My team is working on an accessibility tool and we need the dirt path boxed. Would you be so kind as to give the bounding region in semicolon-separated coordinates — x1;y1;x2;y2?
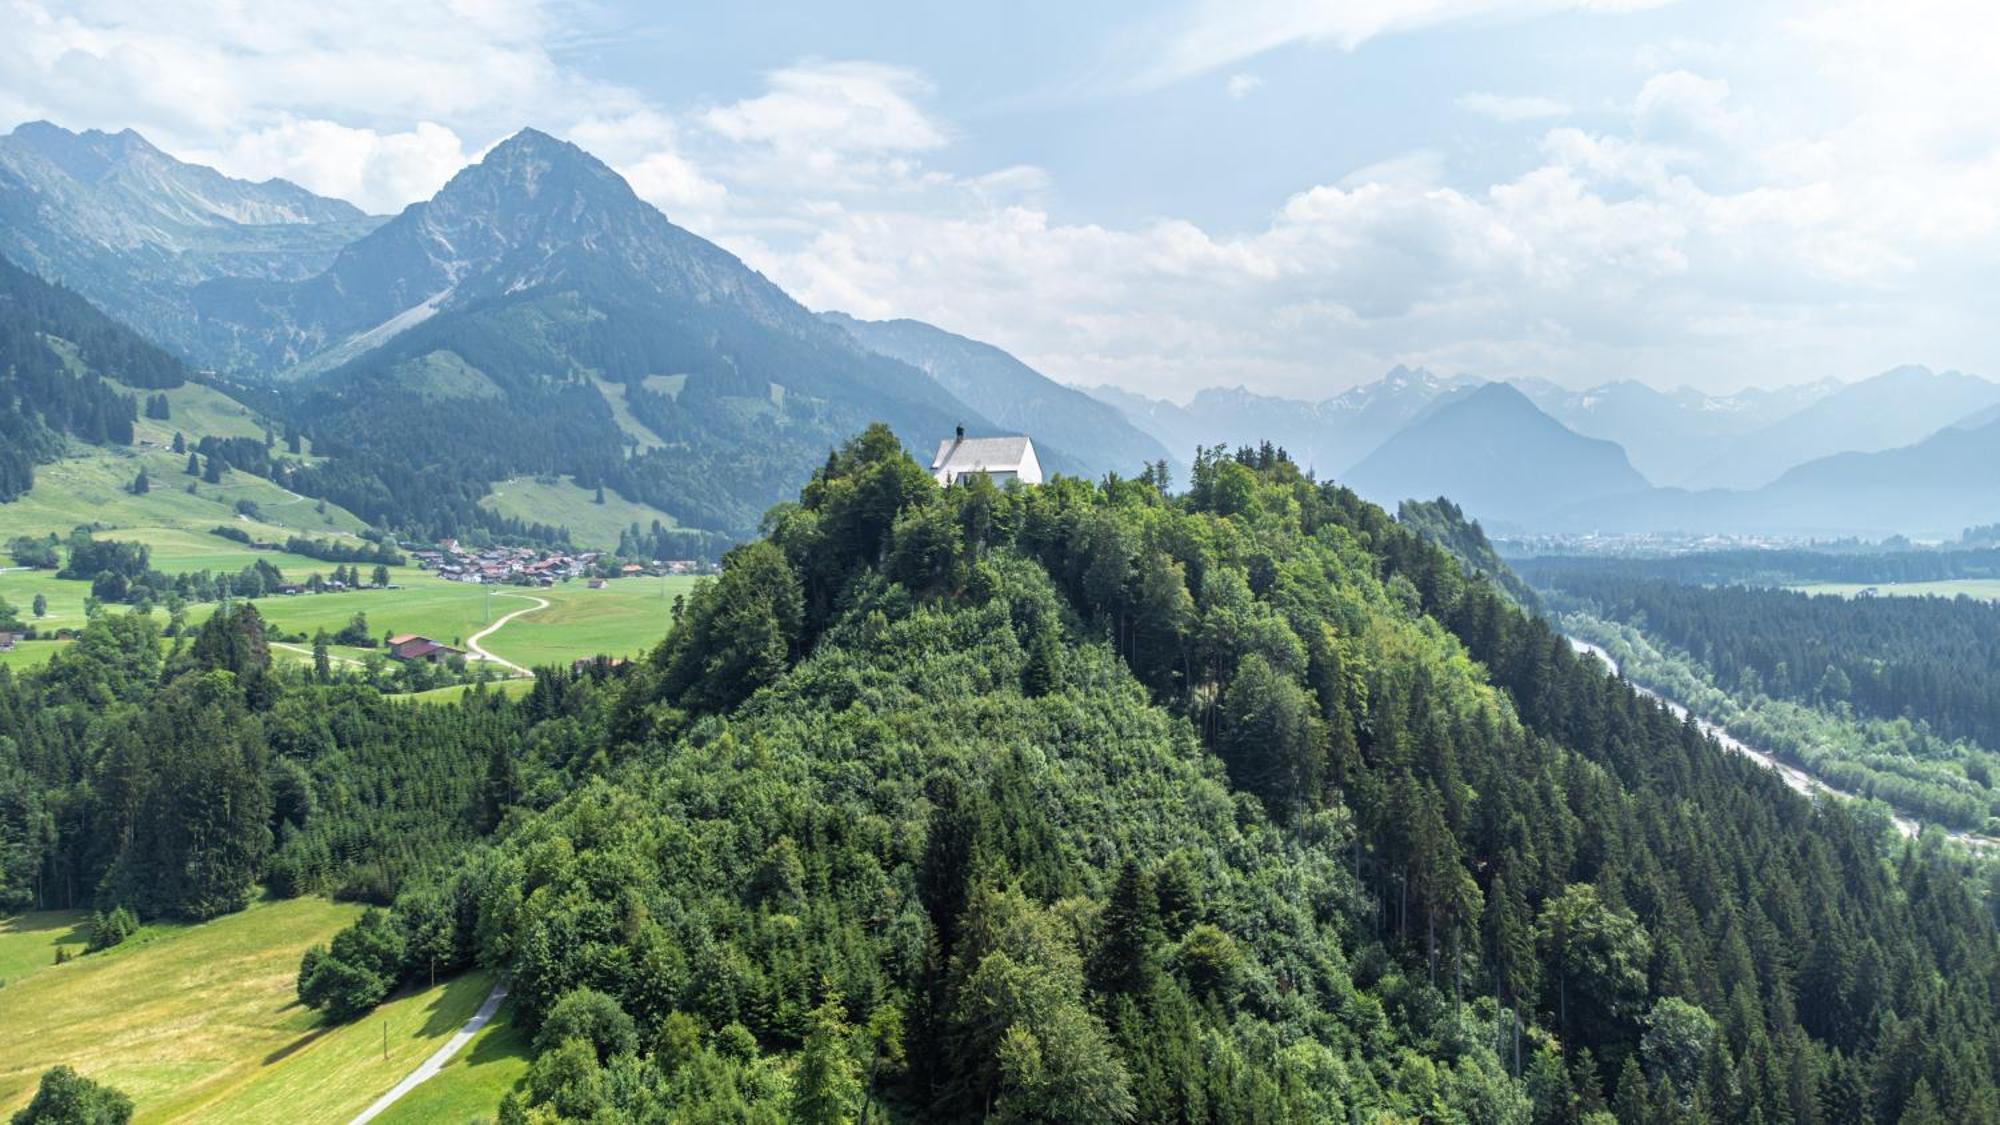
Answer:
464;593;549;676
270;641;365;668
348;979;508;1124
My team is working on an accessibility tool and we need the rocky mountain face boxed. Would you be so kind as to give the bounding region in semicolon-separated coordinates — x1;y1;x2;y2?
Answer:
279;129;992;537
0;121;382;366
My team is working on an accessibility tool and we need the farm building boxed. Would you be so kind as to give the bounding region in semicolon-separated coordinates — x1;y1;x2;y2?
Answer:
0;632;15;653
931;428;1041;487
386;634;460;664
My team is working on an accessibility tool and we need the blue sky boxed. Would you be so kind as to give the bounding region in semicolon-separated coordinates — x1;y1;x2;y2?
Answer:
5;1;1999;400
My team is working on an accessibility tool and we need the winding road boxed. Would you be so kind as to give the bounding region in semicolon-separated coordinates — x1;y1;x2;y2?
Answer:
348;979;509;1124
464;592;549;676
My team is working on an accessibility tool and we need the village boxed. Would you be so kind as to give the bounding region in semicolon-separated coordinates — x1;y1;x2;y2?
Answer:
410;539;711;586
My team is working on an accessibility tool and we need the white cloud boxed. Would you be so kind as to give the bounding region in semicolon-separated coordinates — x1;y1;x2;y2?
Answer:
10;0;2000;399
702;62;947;154
1457;92;1570;121
0;0;639;211
1226;73;1264;99
1126;0;1680;89
192;119;472;214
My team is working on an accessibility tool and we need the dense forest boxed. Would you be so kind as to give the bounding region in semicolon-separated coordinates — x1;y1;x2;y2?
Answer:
297;435;2000;1122
8;433;2000;1122
1537;571;2000;755
1515;547;2000;588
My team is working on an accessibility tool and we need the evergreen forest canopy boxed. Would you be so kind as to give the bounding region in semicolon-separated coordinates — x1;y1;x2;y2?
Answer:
1534;570;2000;756
4;430;2000;1122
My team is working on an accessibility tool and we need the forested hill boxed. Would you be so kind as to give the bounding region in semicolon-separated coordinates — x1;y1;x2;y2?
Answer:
1397;495;1541;611
0;253;186;500
275;432;1998;1121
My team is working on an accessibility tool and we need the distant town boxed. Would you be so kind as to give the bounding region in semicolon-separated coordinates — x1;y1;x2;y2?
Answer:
411;540;715;586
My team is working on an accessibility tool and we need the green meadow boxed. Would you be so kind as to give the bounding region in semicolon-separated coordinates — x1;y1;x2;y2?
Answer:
372;1002;530;1124
0;909;91;984
479;472;680;549
0;895;500;1124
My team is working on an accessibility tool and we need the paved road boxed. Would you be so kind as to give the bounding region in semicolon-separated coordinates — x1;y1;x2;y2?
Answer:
464;593;549;676
349;979;509;1125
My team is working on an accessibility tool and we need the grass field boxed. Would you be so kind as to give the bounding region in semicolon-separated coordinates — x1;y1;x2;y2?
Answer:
1793;579;2000;601
178;971;498;1124
482;577;692;667
406;679;538;704
0;444;368;543
0;896;363;1119
189;574;698;671
478;473;679;549
0;909;90;984
373;1002;529;1124
0;640;68;672
0;895;503;1124
120;380;276;449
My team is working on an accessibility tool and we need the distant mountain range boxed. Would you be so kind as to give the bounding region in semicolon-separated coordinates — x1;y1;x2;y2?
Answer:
0;123;1164;541
3;119;1995;543
1343;383;1650;526
1082;366;1482;474
0;121;381;368
821;313;1170;479
1512;377;1840;486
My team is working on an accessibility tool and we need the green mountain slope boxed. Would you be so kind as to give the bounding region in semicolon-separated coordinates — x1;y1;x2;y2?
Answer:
270;130;994;541
0;253;181;500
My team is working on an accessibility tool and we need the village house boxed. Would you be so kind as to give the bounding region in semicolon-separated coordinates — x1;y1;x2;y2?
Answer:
386;633;460;664
0;632;16;653
930;427;1042;487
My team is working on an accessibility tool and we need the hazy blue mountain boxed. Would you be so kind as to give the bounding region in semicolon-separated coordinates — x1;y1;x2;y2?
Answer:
821;313;1172;479
1514;377;1840;485
1680;365;2000;489
0;121;382;365
1082;365;1479;475
1342;382;1651;528
286;128;993;537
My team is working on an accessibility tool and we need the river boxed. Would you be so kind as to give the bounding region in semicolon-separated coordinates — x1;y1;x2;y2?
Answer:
1563;637;1993;846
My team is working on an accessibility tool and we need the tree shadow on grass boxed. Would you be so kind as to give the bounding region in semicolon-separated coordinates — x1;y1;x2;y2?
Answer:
412;972;494;1040
263;1023;335;1066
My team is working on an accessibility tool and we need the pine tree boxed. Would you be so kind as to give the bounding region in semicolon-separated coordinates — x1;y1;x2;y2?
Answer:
1089;860;1162;996
792;989;861;1125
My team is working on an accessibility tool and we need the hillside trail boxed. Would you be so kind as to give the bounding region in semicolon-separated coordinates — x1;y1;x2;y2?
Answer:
348;979;508;1124
464;592;549;676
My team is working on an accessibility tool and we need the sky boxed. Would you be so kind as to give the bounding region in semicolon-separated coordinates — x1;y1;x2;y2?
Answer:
5;0;2000;401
